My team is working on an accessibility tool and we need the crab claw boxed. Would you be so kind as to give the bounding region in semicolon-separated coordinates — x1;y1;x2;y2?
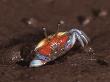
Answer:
69;28;89;47
29;53;50;67
29;59;46;67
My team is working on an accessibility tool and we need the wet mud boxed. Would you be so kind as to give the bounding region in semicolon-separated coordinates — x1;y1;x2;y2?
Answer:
0;0;110;82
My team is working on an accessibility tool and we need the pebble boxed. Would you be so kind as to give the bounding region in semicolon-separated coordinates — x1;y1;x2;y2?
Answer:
99;10;108;17
82;17;92;26
22;17;38;27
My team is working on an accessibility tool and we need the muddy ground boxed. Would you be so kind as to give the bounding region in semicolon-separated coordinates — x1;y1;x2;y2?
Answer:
0;0;110;82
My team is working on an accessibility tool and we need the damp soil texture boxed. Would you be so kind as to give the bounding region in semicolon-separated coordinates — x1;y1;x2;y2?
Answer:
0;0;110;82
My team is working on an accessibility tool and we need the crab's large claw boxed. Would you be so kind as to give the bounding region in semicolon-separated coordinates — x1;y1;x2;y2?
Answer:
69;29;89;47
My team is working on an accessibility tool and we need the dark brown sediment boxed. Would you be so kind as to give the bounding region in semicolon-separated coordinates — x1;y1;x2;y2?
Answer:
0;0;110;82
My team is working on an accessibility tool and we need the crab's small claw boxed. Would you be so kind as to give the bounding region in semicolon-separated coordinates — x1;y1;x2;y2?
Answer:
69;29;89;47
29;53;49;67
29;59;46;67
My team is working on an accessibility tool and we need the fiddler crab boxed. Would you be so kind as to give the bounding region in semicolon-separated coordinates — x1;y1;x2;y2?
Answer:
29;23;89;67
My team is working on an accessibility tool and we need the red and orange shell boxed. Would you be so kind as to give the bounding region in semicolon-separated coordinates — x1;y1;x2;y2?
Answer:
34;32;69;56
